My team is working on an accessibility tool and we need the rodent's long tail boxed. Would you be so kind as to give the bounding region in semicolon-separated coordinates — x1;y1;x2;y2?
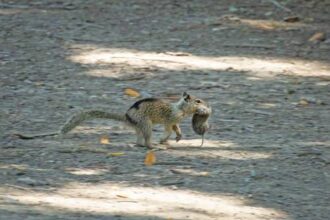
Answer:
59;110;126;134
15;110;126;139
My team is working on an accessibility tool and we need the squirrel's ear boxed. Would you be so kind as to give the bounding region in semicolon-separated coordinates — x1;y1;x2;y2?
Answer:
183;92;191;101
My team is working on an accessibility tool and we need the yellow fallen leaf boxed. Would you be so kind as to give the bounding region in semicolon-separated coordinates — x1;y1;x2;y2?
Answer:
308;32;326;42
124;88;140;97
298;99;309;106
100;136;110;144
108;152;125;157
144;151;156;166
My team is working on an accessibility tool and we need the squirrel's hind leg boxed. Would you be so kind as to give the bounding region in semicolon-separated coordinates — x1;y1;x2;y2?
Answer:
135;129;145;147
160;125;173;144
140;120;153;149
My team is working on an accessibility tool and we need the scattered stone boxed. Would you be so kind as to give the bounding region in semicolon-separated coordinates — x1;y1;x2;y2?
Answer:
284;16;300;23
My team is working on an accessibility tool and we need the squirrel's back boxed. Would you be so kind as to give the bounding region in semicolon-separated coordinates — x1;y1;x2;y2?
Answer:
126;98;179;125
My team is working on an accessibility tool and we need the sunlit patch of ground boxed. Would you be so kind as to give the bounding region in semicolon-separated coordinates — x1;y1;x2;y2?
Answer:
298;141;330;147
3;182;288;220
65;168;108;176
69;46;330;78
170;139;237;148
168;139;272;160
0;164;48;172
0;9;24;15
238;18;306;31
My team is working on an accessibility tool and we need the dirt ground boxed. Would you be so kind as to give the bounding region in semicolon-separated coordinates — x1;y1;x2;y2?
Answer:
0;0;329;219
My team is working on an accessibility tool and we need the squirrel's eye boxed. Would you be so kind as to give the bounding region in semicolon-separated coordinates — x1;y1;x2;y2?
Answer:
195;99;201;103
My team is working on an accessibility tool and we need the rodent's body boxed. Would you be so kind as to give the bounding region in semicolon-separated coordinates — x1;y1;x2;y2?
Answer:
192;109;211;147
15;92;211;149
192;112;210;135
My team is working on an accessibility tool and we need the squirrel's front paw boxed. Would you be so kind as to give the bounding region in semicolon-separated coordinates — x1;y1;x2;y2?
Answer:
175;134;182;142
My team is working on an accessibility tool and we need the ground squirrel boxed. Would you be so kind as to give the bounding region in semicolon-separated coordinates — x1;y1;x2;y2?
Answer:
16;92;211;148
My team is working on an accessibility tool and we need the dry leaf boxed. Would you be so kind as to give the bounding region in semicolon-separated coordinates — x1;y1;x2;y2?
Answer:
284;16;300;23
108;152;125;157
298;99;309;106
144;151;156;166
100;136;110;144
308;32;326;42
243;20;281;30
124;88;140;97
116;194;128;198
34;81;44;86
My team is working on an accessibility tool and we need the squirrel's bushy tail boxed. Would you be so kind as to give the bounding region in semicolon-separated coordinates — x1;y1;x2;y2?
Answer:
59;110;125;134
15;110;125;139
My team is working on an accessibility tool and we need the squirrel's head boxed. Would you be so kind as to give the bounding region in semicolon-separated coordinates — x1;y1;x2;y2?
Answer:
179;92;211;115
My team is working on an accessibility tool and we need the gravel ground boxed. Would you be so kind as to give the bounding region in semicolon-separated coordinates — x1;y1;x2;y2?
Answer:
0;0;329;219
